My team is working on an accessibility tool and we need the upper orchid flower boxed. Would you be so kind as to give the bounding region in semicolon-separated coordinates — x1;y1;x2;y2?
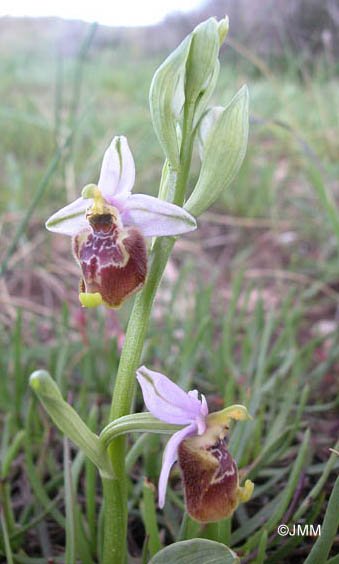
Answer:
136;366;254;522
46;136;197;308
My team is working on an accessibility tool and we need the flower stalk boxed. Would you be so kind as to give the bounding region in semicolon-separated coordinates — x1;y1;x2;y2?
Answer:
104;97;196;563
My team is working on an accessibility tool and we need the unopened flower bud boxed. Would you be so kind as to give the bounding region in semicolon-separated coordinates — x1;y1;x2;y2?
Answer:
217;16;229;46
150;17;228;167
197;106;224;159
185;18;220;105
185;85;249;217
149;36;192;168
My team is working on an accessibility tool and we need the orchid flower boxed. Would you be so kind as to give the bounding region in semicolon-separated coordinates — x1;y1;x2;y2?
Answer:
136;366;254;522
46;136;197;308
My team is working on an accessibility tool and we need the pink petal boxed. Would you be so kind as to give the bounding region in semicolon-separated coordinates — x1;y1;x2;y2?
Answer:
98;136;135;203
200;394;209;417
158;423;197;508
196;416;206;435
136;366;203;424
45;197;90;236
187;390;209;433
121;194;197;237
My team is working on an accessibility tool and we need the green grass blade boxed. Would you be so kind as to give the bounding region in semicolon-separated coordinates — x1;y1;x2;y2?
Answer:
2;430;26;479
141;479;163;558
294;438;339;520
0;506;14;564
304;475;339;564
255;528;268;564
24;402;65;528
64;437;76;564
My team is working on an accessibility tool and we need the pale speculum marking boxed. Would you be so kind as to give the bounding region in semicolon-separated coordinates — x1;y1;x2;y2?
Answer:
208;439;236;484
73;210;148;308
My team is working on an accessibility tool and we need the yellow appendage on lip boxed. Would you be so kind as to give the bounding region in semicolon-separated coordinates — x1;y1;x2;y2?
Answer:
79;292;103;308
82;184;119;222
82;184;105;215
238;479;254;503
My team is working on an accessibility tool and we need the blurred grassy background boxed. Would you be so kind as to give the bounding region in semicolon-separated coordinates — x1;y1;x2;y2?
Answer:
1;2;338;332
0;1;338;561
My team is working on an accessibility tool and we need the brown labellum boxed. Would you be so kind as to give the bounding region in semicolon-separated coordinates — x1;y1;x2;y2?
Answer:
73;213;147;308
178;437;239;523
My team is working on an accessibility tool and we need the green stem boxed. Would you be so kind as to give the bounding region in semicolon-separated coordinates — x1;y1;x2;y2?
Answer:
102;97;196;564
0;481;16;539
101;477;125;564
103;237;174;564
109;236;176;423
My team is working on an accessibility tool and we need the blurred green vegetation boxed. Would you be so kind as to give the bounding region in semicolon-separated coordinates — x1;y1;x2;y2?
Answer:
1;20;338;284
0;16;338;563
1;19;338;218
0;272;338;562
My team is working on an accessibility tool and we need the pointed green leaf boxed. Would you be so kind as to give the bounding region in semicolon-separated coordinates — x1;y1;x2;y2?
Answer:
185;18;220;104
197;105;224;158
149;35;192;168
185;85;249;217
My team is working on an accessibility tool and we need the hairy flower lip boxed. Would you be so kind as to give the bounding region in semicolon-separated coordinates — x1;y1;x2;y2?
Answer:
178;435;239;523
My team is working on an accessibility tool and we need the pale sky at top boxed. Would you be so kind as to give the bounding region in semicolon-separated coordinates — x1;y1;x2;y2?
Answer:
0;0;203;27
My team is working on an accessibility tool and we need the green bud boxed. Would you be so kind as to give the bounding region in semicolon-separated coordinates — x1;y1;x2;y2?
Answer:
149;35;192;169
217;15;229;46
185;85;249;217
29;370;113;477
30;369;63;398
193;60;220;130
149;17;227;168
197;105;224;159
185;18;220;104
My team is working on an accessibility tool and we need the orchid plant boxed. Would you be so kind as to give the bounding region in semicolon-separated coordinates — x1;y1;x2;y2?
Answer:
30;15;251;564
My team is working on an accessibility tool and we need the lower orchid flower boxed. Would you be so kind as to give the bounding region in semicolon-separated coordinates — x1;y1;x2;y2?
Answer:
136;366;254;523
46;136;197;308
